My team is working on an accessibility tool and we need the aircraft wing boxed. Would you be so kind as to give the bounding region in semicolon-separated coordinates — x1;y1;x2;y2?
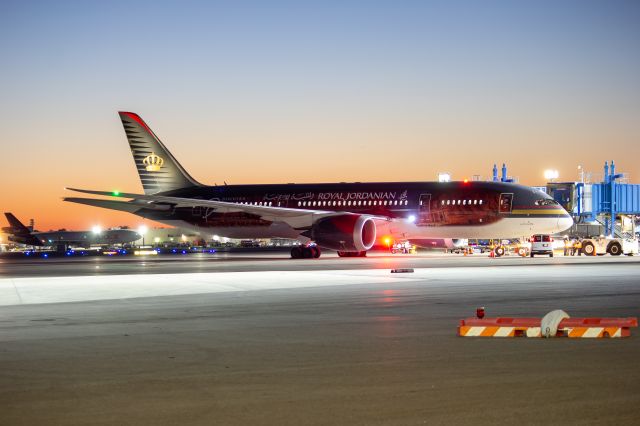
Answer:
65;188;387;229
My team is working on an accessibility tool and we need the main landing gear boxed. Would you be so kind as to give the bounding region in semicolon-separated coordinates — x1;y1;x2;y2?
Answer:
289;246;367;259
291;245;321;259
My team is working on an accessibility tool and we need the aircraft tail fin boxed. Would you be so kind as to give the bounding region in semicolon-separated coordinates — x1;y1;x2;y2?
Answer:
3;213;41;245
4;213;32;235
118;112;203;195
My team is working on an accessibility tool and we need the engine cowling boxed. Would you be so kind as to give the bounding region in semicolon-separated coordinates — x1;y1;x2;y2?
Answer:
311;214;376;252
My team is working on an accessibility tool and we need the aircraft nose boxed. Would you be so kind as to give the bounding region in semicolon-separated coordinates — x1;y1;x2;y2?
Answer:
557;212;574;232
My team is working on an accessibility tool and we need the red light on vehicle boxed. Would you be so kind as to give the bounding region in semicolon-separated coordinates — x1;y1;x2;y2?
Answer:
463;178;469;184
383;237;392;246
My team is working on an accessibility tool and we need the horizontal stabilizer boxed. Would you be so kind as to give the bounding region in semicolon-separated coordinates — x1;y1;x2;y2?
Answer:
63;197;155;213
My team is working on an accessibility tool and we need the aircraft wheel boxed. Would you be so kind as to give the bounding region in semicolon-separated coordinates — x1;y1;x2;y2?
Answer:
312;246;321;258
549;252;553;257
494;246;505;257
291;246;303;259
302;247;314;258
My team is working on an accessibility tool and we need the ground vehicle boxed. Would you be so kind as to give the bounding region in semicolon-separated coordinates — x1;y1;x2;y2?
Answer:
579;236;638;256
530;234;554;257
239;239;261;248
391;241;417;254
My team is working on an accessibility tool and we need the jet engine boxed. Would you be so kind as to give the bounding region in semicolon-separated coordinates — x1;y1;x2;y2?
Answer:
311;214;376;251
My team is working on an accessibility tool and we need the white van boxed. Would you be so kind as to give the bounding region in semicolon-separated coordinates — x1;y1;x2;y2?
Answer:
530;235;554;257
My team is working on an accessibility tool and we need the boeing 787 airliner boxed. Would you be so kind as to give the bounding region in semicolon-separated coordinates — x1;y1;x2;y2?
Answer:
65;112;573;258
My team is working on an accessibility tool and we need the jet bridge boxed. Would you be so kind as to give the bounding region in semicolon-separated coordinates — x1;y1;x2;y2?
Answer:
547;161;640;238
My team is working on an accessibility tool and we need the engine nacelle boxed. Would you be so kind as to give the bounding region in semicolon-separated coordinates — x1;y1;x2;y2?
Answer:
311;214;376;252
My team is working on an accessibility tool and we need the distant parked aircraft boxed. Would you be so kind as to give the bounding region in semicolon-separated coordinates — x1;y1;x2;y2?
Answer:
3;213;140;248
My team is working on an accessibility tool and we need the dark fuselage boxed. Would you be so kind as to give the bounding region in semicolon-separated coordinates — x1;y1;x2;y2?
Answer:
131;180;572;240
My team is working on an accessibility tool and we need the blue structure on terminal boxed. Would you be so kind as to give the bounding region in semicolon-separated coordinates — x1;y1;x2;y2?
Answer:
492;163;514;183
576;161;640;237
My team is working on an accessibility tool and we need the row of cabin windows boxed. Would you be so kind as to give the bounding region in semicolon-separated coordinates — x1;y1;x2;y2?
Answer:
239;201;274;206
298;199;409;208
234;200;409;208
441;199;484;206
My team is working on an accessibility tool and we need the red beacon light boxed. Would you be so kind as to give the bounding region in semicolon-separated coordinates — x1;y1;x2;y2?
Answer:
463;178;469;184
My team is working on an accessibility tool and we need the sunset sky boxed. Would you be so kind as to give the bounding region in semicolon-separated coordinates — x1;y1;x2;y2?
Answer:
1;0;639;231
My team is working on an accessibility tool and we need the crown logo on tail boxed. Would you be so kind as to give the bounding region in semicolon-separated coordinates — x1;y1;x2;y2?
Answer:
143;152;164;172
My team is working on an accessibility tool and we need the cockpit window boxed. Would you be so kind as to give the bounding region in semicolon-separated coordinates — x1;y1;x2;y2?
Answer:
535;199;559;206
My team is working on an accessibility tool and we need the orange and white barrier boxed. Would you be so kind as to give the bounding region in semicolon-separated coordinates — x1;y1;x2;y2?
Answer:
458;310;637;338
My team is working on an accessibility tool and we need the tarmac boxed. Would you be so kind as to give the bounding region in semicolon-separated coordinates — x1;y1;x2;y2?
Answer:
1;252;639;425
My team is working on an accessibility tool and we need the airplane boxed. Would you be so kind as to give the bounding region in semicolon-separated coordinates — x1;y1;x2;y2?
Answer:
3;213;141;249
64;112;574;259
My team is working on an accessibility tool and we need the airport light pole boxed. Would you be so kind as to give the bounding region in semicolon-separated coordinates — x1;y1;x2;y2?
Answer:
544;169;559;183
138;225;148;246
